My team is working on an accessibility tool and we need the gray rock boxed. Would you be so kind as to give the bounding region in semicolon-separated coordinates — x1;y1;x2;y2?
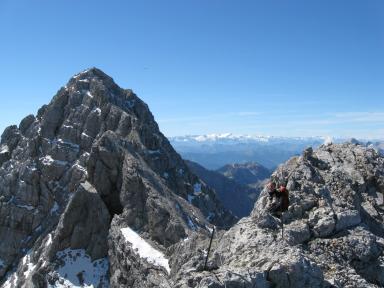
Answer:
0;68;234;287
52;181;111;260
0;145;10;166
19;114;36;135
169;143;384;287
335;210;361;231
1;125;21;151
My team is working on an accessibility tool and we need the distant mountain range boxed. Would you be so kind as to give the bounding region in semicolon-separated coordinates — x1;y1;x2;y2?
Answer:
169;134;330;169
169;134;384;170
171;133;331;144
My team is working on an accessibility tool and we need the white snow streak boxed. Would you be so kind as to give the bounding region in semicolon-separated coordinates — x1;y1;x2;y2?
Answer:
46;234;52;247
86;91;94;98
120;227;170;273
16;204;35;211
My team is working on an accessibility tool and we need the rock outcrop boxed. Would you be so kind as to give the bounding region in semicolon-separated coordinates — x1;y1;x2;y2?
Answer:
0;68;234;287
168;143;384;287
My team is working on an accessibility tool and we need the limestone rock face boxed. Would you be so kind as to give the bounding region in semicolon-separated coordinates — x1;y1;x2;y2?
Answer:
0;68;234;287
169;143;384;288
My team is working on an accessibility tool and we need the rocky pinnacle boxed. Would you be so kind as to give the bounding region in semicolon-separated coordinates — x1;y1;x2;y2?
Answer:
0;68;234;287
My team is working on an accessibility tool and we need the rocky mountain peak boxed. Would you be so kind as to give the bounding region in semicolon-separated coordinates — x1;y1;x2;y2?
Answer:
65;67;138;112
0;69;234;287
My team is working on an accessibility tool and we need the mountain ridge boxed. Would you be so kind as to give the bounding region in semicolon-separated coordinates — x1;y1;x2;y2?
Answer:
170;134;384;170
0;68;235;287
166;142;384;287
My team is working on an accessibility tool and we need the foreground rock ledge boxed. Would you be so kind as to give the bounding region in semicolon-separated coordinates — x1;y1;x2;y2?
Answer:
169;143;384;288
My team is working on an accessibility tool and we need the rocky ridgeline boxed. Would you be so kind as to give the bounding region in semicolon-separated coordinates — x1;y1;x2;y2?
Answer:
0;68;234;287
1;68;383;288
167;143;384;288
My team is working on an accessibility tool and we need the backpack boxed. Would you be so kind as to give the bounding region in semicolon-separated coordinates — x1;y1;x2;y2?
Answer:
279;186;289;212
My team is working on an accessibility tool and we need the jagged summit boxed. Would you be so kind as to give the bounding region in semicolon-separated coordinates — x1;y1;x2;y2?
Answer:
69;67;124;90
67;67;138;110
37;67;151;139
72;67;109;78
0;69;234;287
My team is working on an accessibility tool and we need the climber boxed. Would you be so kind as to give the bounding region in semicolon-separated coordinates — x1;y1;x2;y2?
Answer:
266;181;290;239
266;181;289;218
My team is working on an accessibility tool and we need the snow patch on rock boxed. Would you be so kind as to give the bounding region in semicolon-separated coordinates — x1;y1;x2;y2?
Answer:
120;227;170;274
40;155;68;166
51;248;109;288
91;107;101;115
0;145;9;154
86;91;94;99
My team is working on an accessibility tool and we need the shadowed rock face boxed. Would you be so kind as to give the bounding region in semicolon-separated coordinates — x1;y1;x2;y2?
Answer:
0;68;235;287
168;143;384;288
186;160;261;217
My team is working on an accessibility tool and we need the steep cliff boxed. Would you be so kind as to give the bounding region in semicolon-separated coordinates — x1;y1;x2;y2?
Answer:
0;68;234;287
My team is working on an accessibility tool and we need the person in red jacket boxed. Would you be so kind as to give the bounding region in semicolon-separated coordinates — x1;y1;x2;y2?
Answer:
266;181;289;218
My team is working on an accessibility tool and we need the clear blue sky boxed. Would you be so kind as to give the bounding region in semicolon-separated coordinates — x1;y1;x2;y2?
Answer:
1;0;383;138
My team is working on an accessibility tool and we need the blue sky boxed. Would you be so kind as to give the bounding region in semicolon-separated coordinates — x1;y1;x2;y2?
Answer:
0;0;383;138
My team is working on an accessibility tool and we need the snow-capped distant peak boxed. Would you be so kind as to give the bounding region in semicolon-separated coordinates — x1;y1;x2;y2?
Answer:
168;134;331;144
195;133;236;142
172;133;272;143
